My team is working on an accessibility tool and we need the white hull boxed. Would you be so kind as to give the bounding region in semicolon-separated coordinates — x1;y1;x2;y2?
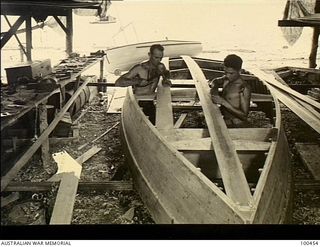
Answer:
105;40;202;74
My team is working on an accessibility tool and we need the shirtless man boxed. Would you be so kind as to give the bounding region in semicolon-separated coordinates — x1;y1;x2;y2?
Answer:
115;44;171;123
210;54;251;128
115;44;171;94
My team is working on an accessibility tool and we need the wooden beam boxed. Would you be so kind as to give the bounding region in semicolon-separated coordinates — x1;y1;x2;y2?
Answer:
278;19;320;27
170;138;271;152
270;71;320;119
76;145;102;164
1;192;19;208
1;77;93;192
25;15;32;61
4;15;27;57
174;113;188;128
182;56;252;206
66;9;73;55
38;102;51;173
1;16;25;48
160;128;277;142
49;173;78;224
53;16;67;34
156;57;174;130
254;70;320;134
250;68;320;110
294;179;320;190
1;137;78;147
4;181;133;192
49;151;81;225
266;83;320;134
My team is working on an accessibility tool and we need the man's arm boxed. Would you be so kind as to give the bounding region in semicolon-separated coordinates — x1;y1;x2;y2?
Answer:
214;84;251;121
210;76;226;96
115;65;142;87
158;63;171;86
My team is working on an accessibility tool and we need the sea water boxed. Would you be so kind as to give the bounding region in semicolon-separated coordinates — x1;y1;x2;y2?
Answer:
1;0;319;83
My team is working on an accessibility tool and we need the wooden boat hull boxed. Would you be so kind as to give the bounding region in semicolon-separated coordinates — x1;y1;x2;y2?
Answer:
106;40;202;74
120;57;292;224
273;66;320;95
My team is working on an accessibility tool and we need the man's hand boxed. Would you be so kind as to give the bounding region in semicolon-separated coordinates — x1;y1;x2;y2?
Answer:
211;95;225;105
162;78;172;87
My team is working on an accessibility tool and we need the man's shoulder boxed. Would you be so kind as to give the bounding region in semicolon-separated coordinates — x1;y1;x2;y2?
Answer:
235;77;248;86
130;63;143;71
131;62;149;72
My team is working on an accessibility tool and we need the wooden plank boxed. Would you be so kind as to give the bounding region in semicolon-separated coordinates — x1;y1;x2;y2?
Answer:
38;102;51;172
1;192;19;208
182;56;252;206
156;57;174;130
265;83;320;134
49;151;82;225
76;145;102;164
137;91;273;103
160;128;277;143
77;122;119;150
275;69;292;79
295;143;320;180
294;179;320;190
107;87;127;113
49;145;102;182
250;68;320;110
174;113;188;128
1;137;78;146
251;93;273;102
1;77;93;192
5;181;133;192
278;19;320;27
170;138;271;152
270;71;320;119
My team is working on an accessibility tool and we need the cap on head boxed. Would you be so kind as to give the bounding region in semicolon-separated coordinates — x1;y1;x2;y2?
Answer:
150;44;164;54
224;54;243;70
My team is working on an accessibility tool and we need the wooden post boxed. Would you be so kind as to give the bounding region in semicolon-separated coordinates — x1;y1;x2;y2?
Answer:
98;58;105;92
309;1;320;68
66;10;73;56
59;86;66;108
38;102;51;173
25;15;32;62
